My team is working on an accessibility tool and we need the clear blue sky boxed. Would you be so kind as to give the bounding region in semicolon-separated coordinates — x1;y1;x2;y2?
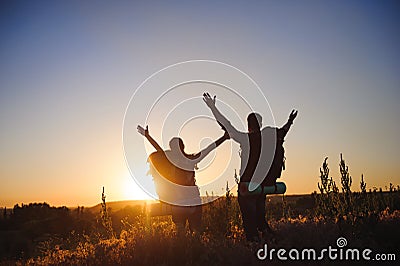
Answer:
1;0;399;207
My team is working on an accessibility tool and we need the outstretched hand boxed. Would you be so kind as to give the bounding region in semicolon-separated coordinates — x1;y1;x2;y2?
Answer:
203;92;216;108
289;109;298;123
137;125;149;137
223;130;230;140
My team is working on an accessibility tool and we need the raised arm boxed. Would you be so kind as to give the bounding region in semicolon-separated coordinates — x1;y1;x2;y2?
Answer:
137;125;163;152
280;109;298;138
202;92;244;142
192;131;230;163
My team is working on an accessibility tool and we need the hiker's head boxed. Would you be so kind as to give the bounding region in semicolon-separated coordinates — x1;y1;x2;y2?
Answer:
247;112;262;132
169;137;185;153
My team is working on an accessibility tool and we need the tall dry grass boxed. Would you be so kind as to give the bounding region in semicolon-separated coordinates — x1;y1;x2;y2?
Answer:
5;155;400;265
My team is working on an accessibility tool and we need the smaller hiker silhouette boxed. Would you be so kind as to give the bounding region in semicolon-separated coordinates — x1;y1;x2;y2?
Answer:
137;125;229;233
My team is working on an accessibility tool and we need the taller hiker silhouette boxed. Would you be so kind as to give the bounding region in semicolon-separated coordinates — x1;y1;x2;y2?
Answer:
203;92;297;241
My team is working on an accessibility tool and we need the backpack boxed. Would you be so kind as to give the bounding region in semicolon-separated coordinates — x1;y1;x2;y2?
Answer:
148;151;194;186
148;151;200;205
262;128;286;186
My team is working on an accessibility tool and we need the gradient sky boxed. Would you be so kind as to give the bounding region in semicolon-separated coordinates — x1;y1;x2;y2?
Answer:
1;0;399;207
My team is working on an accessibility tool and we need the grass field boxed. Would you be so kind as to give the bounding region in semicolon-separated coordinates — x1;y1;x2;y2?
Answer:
1;157;399;265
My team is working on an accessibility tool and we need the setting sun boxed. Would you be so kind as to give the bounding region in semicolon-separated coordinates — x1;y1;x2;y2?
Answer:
122;176;153;201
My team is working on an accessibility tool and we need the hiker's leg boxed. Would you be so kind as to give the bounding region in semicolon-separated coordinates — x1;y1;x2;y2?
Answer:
188;205;202;232
171;206;186;234
256;194;268;231
256;195;274;240
238;194;258;241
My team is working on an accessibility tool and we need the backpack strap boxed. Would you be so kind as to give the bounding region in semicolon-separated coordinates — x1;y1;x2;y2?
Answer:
282;156;286;170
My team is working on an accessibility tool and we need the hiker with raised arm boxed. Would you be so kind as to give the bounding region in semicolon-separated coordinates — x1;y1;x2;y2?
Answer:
137;125;229;233
203;92;297;241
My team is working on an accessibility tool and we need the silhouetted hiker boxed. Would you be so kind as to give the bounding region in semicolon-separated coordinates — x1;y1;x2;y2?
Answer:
137;125;229;233
203;92;297;241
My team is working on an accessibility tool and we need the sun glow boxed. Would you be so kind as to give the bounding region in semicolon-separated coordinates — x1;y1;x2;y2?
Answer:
122;176;153;200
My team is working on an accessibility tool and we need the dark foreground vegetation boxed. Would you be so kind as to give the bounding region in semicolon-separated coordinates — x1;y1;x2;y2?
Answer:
1;155;399;265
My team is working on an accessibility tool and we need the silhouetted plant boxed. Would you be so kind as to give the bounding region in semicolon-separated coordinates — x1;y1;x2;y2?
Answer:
339;153;352;194
225;181;232;205
100;187;114;238
318;157;338;195
316;154;400;223
360;174;367;193
234;169;239;185
338;154;353;216
316;157;339;218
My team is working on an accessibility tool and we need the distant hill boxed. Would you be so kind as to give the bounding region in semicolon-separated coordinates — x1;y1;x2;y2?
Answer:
0;194;315;216
87;200;156;214
86;194;314;214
